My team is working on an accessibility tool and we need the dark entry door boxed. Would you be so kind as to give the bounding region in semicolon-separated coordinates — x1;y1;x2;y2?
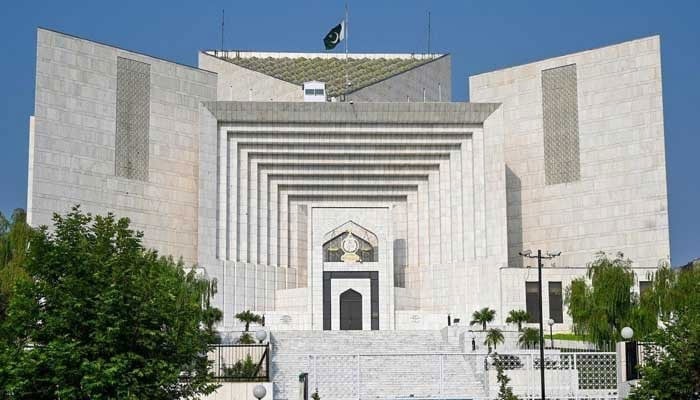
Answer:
339;289;362;330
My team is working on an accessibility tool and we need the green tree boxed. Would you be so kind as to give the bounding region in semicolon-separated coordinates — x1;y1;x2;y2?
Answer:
637;263;678;323
505;309;530;331
518;327;540;349
235;310;262;332
484;328;505;351
197;278;223;344
565;252;655;346
0;207;221;400
0;209;32;320
493;353;520;400
628;266;700;400
470;307;496;331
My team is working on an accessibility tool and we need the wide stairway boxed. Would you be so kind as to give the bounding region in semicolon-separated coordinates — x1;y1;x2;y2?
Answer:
270;330;488;400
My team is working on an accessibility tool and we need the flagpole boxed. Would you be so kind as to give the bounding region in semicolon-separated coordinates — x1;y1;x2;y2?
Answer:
427;11;431;58
344;2;349;98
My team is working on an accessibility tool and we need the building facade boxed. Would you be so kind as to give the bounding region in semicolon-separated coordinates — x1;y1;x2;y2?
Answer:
27;28;669;335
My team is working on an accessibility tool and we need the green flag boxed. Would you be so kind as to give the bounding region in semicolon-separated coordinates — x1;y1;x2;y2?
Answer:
323;21;345;50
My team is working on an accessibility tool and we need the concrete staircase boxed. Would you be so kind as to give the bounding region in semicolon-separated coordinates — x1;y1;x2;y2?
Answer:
270;330;488;400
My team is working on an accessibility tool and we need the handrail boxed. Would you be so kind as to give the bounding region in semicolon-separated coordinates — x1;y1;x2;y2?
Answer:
208;343;270;382
253;346;269;377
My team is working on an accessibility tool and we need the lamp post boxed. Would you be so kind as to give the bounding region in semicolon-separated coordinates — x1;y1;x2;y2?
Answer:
621;326;634;341
621;326;639;381
520;249;561;400
548;318;555;348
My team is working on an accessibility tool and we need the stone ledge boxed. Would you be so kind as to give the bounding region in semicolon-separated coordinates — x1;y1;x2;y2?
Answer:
203;101;501;124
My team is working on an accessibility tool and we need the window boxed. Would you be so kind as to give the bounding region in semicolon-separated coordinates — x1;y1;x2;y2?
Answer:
639;281;652;298
548;281;563;323
305;89;315;95
314;89;325;95
526;282;540;323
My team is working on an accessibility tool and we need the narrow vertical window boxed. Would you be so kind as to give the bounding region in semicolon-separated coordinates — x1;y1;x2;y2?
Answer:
116;57;150;181
548;281;563;323
526;282;540;323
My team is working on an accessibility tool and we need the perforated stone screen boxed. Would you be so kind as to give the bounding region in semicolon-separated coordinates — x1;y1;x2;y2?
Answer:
542;64;580;185
115;57;150;181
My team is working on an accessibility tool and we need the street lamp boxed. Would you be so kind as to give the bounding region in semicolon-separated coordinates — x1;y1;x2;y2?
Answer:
621;326;639;381
255;329;268;344
253;384;267;399
520;249;561;400
621;326;634;341
548;318;555;348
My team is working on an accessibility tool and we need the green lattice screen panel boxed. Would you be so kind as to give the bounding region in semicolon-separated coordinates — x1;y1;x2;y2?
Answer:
542;64;580;185
115;57;150;181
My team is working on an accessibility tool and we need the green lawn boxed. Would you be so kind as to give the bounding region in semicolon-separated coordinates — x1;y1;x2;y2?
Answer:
551;332;587;341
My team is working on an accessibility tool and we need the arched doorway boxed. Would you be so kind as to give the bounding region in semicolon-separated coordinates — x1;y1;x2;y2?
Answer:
339;289;362;330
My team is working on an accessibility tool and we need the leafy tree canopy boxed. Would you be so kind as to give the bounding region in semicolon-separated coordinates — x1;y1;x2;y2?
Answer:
563;251;700;398
0;209;32;320
0;207;222;400
628;266;700;400
565;252;657;346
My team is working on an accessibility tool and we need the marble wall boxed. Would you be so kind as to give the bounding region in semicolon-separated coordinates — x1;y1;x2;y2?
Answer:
470;35;669;271
470;35;669;328
29;28;216;264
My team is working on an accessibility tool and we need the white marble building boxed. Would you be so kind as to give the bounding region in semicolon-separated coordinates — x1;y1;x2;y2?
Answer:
27;28;669;336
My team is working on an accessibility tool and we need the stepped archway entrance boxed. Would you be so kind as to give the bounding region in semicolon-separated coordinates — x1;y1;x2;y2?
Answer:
319;219;381;331
339;289;363;330
323;271;379;330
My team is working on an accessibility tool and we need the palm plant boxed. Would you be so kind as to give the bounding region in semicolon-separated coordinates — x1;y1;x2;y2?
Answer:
235;310;262;332
484;328;505;351
518;327;540;349
470;307;496;331
505;309;530;332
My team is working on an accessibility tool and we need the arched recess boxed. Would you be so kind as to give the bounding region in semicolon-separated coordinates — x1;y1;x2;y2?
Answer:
322;221;378;263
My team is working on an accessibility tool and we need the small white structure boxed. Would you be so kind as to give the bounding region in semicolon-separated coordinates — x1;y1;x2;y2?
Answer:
302;81;326;102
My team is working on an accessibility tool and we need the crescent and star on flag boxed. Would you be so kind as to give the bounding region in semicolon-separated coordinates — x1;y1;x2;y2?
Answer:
323;21;345;50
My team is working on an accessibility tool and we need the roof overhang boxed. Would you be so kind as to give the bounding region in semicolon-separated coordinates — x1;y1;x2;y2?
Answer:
202;101;501;125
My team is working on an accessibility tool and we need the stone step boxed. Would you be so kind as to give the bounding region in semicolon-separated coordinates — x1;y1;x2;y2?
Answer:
269;330;487;400
271;330;463;353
